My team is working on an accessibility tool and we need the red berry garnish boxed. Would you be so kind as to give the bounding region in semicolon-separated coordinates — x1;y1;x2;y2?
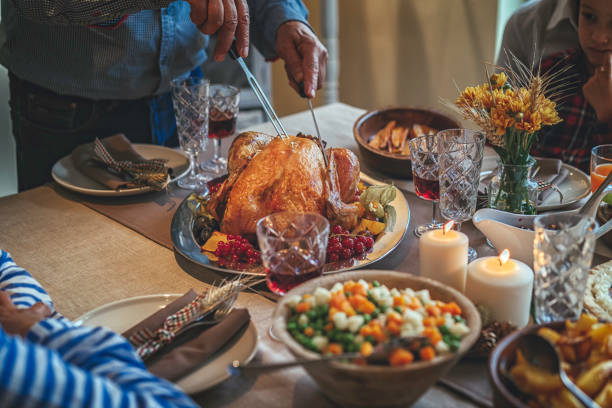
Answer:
341;248;352;259
328;253;339;262
364;236;374;249
332;225;343;235
341;237;355;250
354;242;365;254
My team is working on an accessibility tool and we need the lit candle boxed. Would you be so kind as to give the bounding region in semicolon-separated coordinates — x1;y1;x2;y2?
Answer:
419;221;469;292
465;250;534;327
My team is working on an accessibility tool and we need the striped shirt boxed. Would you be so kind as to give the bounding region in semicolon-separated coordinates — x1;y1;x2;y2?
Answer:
0;0;308;100
0;250;197;408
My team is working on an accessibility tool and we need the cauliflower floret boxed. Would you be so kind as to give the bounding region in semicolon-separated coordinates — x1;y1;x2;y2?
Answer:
450;322;469;337
286;295;301;309
333;312;348;330
305;296;316;307
435;340;450;354
443;313;454;328
298;314;309;326
347;315;365;333
313;287;332;307
371;286;391;305
354;335;364;345
402;288;415;297
403;308;424;325
330;282;344;294
415;289;433;306
376;314;387;326
390;288;400;298
312;335;329;351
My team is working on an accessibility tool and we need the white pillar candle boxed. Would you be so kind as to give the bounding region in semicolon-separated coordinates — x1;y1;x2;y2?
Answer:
465;250;534;328
419;222;469;292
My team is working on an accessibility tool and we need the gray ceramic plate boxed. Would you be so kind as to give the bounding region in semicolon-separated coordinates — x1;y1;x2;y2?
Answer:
171;173;411;276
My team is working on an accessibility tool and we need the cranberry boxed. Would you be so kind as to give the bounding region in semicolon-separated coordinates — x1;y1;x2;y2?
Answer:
364;236;374;249
329;236;340;246
341;237;355;250
327;253;339;262
341;248;353;260
354;242;365;255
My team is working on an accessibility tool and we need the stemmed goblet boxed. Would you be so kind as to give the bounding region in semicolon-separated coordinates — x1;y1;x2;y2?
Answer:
170;77;211;192
201;84;240;175
437;129;485;260
409;134;443;237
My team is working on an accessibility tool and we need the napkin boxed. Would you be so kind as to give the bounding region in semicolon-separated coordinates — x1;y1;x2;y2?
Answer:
121;289;251;382
537;159;569;204
71;134;169;191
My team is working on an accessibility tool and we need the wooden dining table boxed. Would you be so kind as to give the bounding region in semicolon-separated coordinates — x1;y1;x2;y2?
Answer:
1;102;602;408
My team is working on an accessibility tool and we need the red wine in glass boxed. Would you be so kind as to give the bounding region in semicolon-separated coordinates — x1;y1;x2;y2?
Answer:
265;249;324;295
209;108;237;139
414;174;440;201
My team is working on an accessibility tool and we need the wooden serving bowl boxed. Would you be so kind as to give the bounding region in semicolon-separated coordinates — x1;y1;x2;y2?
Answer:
488;322;564;408
353;107;461;179
272;270;482;407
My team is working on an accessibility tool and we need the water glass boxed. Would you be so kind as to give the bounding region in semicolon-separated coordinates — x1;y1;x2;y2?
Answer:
170;76;210;191
256;212;329;296
437;129;485;260
591;144;612;193
533;213;597;323
409;134;443;237
202;84;240;175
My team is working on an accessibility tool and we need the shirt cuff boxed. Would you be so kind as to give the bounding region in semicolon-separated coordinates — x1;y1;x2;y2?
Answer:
26;317;74;344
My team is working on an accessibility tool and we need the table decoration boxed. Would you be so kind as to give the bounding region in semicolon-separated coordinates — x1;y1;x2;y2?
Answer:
419;220;468;292
448;56;567;214
533;213;596;324
465;249;533;328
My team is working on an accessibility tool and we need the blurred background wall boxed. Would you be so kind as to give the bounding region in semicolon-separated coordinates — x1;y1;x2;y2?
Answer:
0;0;524;197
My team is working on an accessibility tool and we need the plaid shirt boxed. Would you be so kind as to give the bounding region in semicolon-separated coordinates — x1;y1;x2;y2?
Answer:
531;49;612;172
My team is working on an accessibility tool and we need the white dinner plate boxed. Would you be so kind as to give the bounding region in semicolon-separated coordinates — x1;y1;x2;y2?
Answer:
74;294;259;394
51;144;190;197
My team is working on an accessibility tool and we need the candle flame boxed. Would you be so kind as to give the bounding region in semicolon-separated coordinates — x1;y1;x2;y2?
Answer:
498;249;510;266
443;220;454;235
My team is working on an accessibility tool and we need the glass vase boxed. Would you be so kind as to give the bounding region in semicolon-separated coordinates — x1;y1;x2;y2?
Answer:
488;159;538;214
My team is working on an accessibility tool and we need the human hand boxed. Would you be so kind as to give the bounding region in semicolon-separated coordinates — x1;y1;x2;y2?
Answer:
187;0;250;60
0;291;51;337
583;52;612;124
276;21;328;99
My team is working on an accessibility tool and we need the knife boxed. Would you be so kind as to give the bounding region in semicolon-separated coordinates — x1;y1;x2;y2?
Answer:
296;81;329;168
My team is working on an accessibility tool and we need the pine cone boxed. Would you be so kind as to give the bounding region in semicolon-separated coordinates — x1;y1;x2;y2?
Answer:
488;320;517;339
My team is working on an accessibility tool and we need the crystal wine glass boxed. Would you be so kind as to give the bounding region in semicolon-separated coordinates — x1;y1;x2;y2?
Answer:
256;212;329;296
409;134;443;237
201;84;240;175
533;213;597;323
437;129;485;260
170;76;211;192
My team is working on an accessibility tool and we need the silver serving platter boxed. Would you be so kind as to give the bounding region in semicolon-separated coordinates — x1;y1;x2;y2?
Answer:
171;173;411;276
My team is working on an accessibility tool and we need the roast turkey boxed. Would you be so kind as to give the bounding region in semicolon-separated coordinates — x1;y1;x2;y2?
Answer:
207;131;361;237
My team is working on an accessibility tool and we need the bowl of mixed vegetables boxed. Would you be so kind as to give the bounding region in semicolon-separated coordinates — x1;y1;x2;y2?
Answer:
272;270;481;407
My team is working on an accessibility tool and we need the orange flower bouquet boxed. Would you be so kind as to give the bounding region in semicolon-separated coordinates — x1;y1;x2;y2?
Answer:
450;60;567;214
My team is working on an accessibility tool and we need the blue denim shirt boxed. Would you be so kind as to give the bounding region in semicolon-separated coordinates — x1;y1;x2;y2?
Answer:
0;0;308;100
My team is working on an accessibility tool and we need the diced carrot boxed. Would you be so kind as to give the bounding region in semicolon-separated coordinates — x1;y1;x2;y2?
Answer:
423;327;442;344
304;327;315;337
302;294;313;299
407;297;421;310
326;343;343;355
393;296;405;307
349;294;366;309
360;341;374;357
425;305;441;317
440;301;462;315
370;322;387;343
423;316;437;327
341;300;356;317
387;311;402;324
389;348;414;366
360;325;373;337
330;293;347;309
436;316;446;326
350;284;367;297
387;320;401;335
419;346;436;361
357;299;376;314
296;302;311;313
324;322;334;332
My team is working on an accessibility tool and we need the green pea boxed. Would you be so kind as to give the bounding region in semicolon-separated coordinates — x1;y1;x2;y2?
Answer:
453;315;466;324
287;321;297;331
307;310;318;320
365;335;375;344
363;314;371;323
371;308;380;318
439;325;451;336
372;281;381;287
345;292;351;298
380;305;389;313
394;306;403;314
342;333;355;343
298;323;308;331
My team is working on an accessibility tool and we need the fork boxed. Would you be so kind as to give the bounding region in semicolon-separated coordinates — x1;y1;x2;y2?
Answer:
175;292;239;336
536;180;564;203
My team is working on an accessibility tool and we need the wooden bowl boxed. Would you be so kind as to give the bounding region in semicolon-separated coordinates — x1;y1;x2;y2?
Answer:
488;322;564;408
353;107;461;179
272;270;482;407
